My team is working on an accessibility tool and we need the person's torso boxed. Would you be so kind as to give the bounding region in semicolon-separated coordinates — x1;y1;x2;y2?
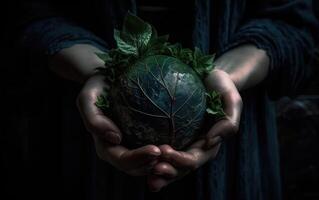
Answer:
136;0;195;48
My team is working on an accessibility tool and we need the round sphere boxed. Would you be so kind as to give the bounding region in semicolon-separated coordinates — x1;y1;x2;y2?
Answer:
111;55;207;149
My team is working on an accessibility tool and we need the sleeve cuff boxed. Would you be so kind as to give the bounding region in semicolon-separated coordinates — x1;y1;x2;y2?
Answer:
219;19;313;99
21;17;109;56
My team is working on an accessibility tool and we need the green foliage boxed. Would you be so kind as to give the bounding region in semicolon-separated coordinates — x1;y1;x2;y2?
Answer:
161;45;215;79
95;90;109;112
95;12;224;119
205;91;225;119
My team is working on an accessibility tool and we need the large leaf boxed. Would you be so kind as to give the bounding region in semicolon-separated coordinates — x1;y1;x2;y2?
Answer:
114;29;138;55
119;12;153;54
123;12;152;45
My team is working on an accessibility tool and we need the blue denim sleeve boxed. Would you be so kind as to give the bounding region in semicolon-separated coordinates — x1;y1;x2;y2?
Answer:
21;17;109;56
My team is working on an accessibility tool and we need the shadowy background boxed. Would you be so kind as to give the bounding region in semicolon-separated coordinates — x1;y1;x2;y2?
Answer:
0;2;318;200
275;4;319;199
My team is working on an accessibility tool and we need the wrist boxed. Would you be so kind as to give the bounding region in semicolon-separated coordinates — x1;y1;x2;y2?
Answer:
204;69;236;93
49;44;105;83
212;44;269;91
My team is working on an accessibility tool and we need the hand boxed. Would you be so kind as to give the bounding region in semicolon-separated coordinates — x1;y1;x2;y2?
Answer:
147;69;243;191
77;74;162;176
50;44;162;175
49;44;106;83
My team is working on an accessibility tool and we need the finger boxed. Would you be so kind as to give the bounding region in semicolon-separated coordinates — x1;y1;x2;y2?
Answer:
204;102;241;149
205;136;223;149
77;86;122;144
206;143;221;160
160;141;222;169
188;142;221;162
152;162;178;178
143;159;159;172
125;159;159;176
159;145;200;170
205;69;242;133
205;69;237;94
205;119;237;149
119;145;161;169
222;89;242;128
95;142;161;173
147;175;171;192
93;139;128;164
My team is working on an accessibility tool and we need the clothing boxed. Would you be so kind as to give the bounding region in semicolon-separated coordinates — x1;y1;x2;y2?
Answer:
136;0;194;48
3;0;318;200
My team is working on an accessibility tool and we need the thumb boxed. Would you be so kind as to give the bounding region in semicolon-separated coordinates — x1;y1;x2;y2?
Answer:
77;89;122;144
205;118;238;149
120;145;161;168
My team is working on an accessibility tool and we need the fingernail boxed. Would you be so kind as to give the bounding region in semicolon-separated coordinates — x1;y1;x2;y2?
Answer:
107;132;121;144
148;148;161;157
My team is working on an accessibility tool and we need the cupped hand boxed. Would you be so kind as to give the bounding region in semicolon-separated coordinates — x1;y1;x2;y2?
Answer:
77;74;161;176
147;69;243;191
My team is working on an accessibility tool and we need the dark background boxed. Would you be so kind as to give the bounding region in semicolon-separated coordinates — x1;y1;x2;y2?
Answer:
277;4;319;197
1;50;318;200
0;2;319;200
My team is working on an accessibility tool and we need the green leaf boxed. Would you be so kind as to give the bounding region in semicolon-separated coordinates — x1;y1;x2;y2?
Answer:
114;29;138;55
194;47;201;59
122;12;152;49
189;48;215;78
149;35;169;47
206;108;219;115
145;35;169;56
205;91;225;119
160;44;215;78
95;90;110;112
123;12;152;40
150;25;158;40
96;52;112;63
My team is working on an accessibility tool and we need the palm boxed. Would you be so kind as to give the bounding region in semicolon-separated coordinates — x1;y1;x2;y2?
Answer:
77;75;162;176
148;69;243;192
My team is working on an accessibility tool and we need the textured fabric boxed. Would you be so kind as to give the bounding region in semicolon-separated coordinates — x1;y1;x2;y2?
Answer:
136;0;194;48
4;0;318;200
21;17;109;55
